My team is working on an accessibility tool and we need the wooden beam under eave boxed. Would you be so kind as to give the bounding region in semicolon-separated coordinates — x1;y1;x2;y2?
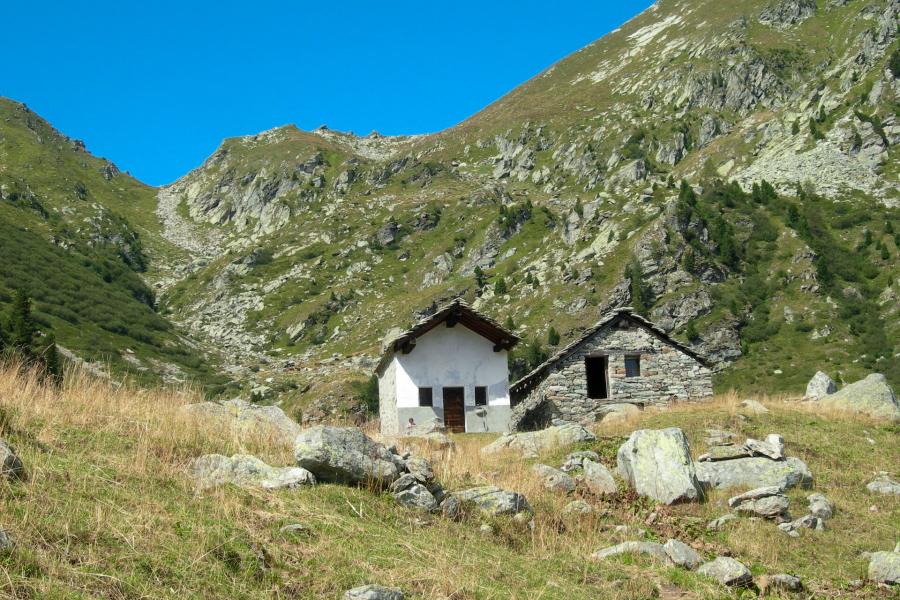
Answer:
446;312;459;328
401;339;417;354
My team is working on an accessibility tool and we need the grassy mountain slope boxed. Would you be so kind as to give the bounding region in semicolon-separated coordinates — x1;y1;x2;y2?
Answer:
152;0;899;418
0;366;896;598
0;98;224;390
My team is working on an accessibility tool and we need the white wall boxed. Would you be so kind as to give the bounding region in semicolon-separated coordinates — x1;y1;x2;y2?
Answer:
393;325;510;411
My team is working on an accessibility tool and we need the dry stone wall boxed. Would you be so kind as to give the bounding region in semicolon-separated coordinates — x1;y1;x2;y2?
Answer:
518;322;712;425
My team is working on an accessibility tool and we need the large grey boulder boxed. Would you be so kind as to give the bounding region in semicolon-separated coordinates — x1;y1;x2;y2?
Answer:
807;493;834;520
392;483;438;512
0;439;25;481
581;460;618;496
343;584;404;600
191;454;315;490
184;399;301;445
867;473;900;495
695;456;813;491
868;550;900;585
804;371;837;400
532;464;576;494
591;541;670;564
616;428;701;504
450;486;532;517
481;422;596;458
294;427;401;486
698;556;753;587
598;403;641;422
817;374;900;421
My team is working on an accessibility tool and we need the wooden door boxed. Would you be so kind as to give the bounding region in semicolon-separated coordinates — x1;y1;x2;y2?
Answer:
442;387;466;433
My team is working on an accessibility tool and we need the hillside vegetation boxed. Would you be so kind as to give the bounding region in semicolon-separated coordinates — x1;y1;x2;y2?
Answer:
0;364;896;598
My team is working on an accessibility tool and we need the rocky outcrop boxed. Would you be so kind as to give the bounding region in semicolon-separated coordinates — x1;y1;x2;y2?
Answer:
759;0;817;28
815;374;900;421
191;454;315;490
616;428;702;504
294;426;402;485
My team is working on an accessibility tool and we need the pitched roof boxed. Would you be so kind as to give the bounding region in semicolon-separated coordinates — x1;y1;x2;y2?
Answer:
375;299;520;374
510;307;711;395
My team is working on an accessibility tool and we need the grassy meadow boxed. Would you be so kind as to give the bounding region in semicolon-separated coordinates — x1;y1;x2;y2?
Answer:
0;364;896;599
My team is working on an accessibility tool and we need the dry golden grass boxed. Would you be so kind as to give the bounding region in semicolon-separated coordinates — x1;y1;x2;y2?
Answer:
0;365;896;599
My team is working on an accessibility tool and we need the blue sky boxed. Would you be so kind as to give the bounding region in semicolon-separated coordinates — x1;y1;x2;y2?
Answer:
5;1;653;185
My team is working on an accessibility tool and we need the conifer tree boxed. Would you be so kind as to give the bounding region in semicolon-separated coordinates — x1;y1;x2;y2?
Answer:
9;290;36;361
39;333;62;385
494;277;508;296
626;259;651;314
547;326;560;346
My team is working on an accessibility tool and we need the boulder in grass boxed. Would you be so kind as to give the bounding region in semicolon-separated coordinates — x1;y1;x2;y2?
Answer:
817;374;900;421
695;456;812;492
343;585;404;600
591;541;670;564
532;464;576;494
184;399;302;445
616;428;701;505
481;422;596;458
698;556;753;587
450;486;532;517
804;371;837;400
562;499;594;516
759;574;803;594
728;486;790;520
392;484;438;512
866;473;900;495
868;550;900;585
561;450;600;472
807;493;834;520
581;460;618;496
294;426;402;486
663;539;702;570
191;454;315;490
744;434;785;460
0;439;25;481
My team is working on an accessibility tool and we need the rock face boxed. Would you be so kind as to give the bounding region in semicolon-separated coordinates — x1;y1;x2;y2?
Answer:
191;454;315;490
759;0;817;28
816;374;900;421
804;371;837;400
616;428;702;504
343;584;405;600
867;473;900;495
294;426;401;485
481;422;596;458
696;456;812;491
0;438;25;481
698;556;753;587
868;550;900;585
450;486;532;517
581;460;618;496
184;399;302;445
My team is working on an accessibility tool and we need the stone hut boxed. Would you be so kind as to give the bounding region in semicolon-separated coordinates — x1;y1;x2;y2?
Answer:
509;308;712;430
375;300;520;435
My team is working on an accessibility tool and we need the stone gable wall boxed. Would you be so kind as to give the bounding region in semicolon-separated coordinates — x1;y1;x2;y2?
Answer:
519;322;713;424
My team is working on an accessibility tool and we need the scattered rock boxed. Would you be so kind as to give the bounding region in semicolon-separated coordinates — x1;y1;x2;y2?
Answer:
440;496;462;521
591;541;670;564
343;584;404;600
744;434;785;460
759;573;803;594
184;399;301;445
0;530;14;550
450;486;532;517
698;445;751;462
581;459;618;496
740;399;769;414
393;483;438;512
867;473;900;495
728;487;790;520
482;422;596;458
598;403;641;422
663;539;702;570
294;426;401;486
532;464;576;494
868;550;900;585
804;371;837;400
616;428;702;505
818;374;900;421
191;454;315;490
0;438;25;481
698;556;753;587
695;456;813;491
704;429;738;446
707;514;738;530
807;493;834;520
561;450;600;472
563;500;594;516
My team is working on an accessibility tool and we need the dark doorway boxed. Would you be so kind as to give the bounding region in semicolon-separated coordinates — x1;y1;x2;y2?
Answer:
585;356;609;399
442;387;466;433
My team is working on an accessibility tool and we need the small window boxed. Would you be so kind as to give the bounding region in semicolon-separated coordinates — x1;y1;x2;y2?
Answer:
418;387;433;407
625;355;641;378
475;386;488;406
